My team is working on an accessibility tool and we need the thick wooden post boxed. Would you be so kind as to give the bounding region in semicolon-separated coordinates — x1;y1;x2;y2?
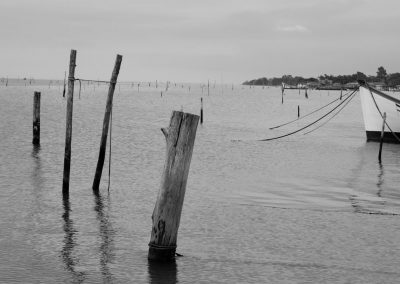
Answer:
63;50;77;196
378;112;386;163
92;54;123;193
32;91;41;145
148;111;199;262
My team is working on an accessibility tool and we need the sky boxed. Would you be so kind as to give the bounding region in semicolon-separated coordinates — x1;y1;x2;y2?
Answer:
1;0;400;83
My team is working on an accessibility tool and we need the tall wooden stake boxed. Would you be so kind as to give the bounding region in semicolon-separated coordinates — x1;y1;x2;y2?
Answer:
378;112;386;163
32;91;41;145
92;54;123;193
148;111;199;262
63;49;77;196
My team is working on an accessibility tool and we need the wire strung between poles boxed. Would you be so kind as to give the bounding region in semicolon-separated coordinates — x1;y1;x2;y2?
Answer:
269;90;353;130
303;91;357;135
257;89;357;142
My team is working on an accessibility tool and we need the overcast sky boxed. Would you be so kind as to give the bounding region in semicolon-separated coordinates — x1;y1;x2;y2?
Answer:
1;0;399;83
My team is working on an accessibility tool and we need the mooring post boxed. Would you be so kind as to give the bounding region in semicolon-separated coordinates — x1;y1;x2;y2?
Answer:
378;112;386;163
32;91;41;145
200;97;203;124
297;105;300;118
340;89;342;100
305;89;308;99
148;111;199;262
92;54;123;193
63;49;77;196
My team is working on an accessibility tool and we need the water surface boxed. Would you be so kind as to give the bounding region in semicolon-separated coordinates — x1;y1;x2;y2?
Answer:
1;82;400;283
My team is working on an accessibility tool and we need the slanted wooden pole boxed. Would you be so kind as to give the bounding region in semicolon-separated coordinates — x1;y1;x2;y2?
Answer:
148;111;199;262
32;91;41;145
63;49;77;196
378;112;386;163
200;97;203;124
92;54;122;193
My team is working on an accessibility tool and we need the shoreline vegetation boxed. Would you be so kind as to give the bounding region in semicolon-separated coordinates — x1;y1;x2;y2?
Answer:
243;66;400;91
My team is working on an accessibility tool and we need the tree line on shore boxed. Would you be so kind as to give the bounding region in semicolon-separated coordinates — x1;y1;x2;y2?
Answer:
243;66;400;88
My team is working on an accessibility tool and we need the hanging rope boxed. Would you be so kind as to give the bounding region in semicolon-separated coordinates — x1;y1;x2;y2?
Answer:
366;83;400;143
269;90;353;130
258;89;357;141
303;91;357;135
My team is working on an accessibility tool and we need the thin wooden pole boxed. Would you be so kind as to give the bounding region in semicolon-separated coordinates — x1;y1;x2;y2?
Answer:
32;91;41;145
148;111;199;262
200;97;203;124
63;49;77;196
378;112;386;163
297;105;300;118
92;54;123;193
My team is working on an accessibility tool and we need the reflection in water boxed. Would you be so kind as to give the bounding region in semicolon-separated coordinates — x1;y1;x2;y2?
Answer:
376;163;384;197
148;260;178;284
94;192;115;283
31;145;43;190
61;196;86;283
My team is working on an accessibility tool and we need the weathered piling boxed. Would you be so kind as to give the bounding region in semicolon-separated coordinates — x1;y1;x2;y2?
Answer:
297;105;300;118
148;111;199;262
92;54;123;193
305;89;308;99
32;92;41;145
200;97;203;124
63;49;77;196
340;89;343;100
378;112;386;163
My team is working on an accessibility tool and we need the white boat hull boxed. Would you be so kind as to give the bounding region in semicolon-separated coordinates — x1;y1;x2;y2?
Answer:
359;84;400;143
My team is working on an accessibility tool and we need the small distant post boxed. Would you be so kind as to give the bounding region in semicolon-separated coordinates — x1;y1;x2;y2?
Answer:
148;111;199;262
200;97;203;124
63;49;77;196
297;105;300;118
305;89;308;99
340;89;342;100
92;54;123;193
378;112;386;163
32;91;41;145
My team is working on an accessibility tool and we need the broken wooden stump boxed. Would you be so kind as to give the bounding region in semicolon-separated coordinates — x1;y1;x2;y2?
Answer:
148;111;199;262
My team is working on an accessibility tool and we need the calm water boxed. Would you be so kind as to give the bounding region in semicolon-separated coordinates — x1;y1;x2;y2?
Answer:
1;82;400;283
